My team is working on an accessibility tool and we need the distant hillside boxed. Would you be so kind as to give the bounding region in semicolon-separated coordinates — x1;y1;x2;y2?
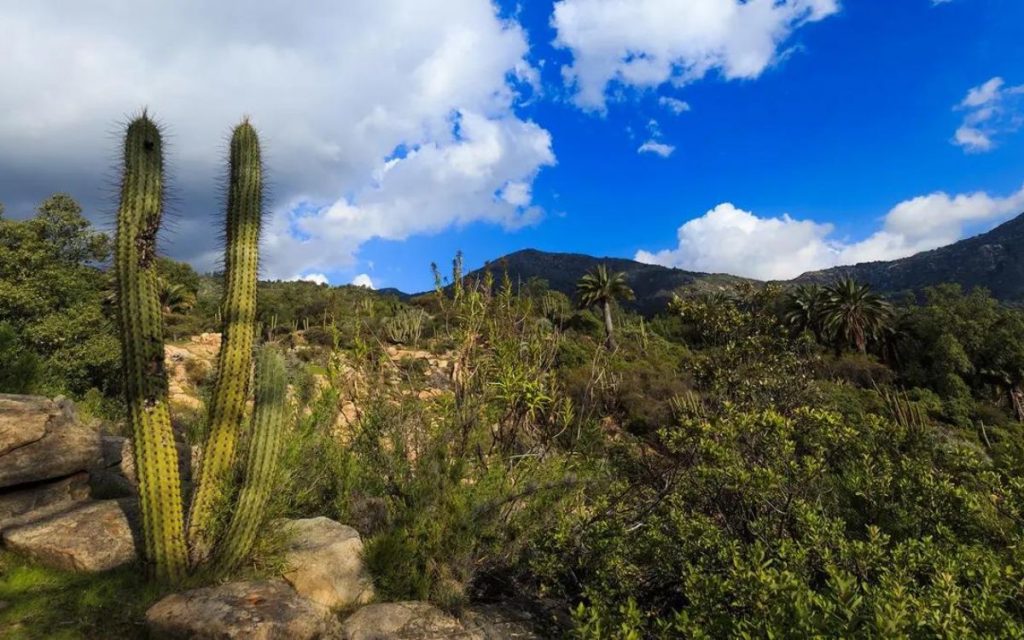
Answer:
793;212;1024;302
463;249;751;315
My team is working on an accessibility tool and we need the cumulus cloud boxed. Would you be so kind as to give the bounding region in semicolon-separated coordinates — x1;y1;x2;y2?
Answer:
552;0;840;110
351;274;375;289
294;273;329;285
659;96;691;114
952;77;1024;153
0;1;554;278
636;183;1024;279
638;140;675;157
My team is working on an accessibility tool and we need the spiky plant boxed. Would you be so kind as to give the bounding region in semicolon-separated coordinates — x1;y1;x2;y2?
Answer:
576;264;634;350
784;283;828;342
114;114;189;583
114;114;284;581
820;277;892;354
186;119;263;565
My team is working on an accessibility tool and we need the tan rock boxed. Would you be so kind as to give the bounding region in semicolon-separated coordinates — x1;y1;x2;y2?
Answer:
281;517;375;610
0;394;102;488
0;471;90;532
146;579;342;640
2;499;139;572
341;602;471;640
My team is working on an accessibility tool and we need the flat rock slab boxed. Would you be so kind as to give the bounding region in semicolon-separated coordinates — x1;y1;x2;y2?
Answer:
0;394;102;488
460;604;545;639
341;602;473;640
1;499;139;572
281;517;375;609
146;579;343;640
0;471;90;532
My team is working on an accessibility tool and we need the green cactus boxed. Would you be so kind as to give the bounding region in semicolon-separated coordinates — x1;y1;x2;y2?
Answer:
114;114;282;581
213;345;287;573
187;120;263;564
114;114;188;582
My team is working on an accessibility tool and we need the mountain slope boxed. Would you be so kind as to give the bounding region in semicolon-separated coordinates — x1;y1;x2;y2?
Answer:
463;249;751;315
793;212;1024;301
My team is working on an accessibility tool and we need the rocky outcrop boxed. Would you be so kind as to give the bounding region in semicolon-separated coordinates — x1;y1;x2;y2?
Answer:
2;499;139;572
280;517;375;610
0;394;103;487
145;579;343;640
0;471;91;532
341;602;470;640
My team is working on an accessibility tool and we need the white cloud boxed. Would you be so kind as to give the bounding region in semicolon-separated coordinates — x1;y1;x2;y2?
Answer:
636;183;1024;279
293;273;329;285
351;274;375;289
638;140;675;157
952;77;1024;153
659;96;692;114
0;1;554;278
552;0;840;110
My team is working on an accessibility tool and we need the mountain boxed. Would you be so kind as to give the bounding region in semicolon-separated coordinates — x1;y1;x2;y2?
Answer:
461;249;751;315
792;212;1024;302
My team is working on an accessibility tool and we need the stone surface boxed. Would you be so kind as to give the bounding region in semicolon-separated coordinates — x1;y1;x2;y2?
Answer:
281;517;375;610
0;472;90;532
341;602;471;640
1;499;139;572
460;604;545;639
0;394;103;488
146;579;343;640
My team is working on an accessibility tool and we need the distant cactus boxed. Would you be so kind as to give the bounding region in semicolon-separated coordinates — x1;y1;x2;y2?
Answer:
383;307;428;345
187;120;263;565
114;114;281;581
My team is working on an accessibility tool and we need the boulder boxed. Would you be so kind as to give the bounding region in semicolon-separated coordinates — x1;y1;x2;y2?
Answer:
146;579;343;640
281;517;375;609
460;604;545;639
0;394;103;488
340;602;471;640
0;471;90;532
1;499;139;572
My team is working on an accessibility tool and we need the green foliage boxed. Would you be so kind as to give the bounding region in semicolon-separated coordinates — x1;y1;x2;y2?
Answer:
0;550;167;640
0;193;119;398
576;264;635;349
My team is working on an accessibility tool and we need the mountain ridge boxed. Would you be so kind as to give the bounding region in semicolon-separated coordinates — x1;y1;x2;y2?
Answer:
447;211;1024;312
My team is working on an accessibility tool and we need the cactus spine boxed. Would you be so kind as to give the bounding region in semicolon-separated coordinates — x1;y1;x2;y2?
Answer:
114;115;188;582
115;114;280;581
213;345;287;572
187;120;263;564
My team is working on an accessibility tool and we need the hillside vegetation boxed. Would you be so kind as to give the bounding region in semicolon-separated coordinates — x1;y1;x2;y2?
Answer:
3;195;1024;637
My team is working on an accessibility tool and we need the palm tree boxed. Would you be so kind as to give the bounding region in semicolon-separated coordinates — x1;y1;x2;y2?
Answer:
820;277;891;354
783;284;828;342
576;264;634;350
158;278;197;316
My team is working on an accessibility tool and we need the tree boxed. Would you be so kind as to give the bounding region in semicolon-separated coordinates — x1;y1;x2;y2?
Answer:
783;284;827;342
0;194;119;395
819;278;891;354
576;264;634;349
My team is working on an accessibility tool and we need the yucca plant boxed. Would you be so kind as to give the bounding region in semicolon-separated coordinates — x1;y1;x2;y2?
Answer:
114;113;285;582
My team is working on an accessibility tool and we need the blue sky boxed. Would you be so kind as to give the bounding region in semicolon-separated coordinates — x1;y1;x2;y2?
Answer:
1;0;1022;290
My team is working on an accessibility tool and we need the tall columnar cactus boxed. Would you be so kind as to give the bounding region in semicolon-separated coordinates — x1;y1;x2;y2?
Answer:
187;120;263;564
213;345;287;573
114;115;189;582
115;114;281;581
